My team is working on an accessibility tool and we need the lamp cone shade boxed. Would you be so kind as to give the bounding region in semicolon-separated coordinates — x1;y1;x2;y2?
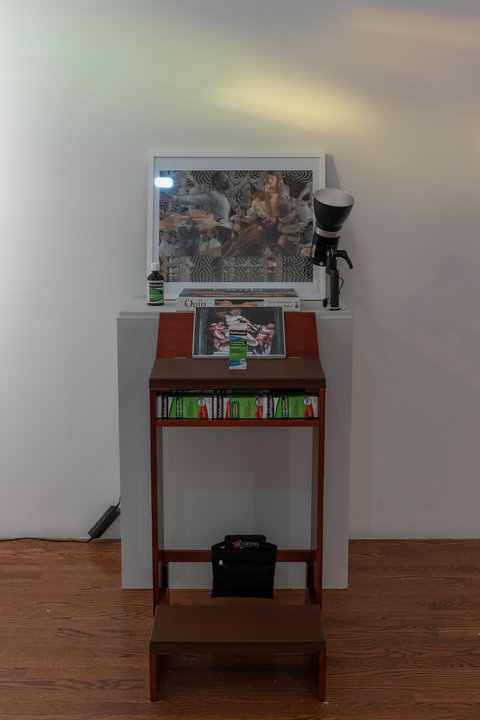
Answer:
313;188;355;233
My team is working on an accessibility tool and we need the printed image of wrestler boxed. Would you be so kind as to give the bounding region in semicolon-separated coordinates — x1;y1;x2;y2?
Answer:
193;307;285;358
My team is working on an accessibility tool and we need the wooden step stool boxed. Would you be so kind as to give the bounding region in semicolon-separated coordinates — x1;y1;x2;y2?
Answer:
150;604;326;701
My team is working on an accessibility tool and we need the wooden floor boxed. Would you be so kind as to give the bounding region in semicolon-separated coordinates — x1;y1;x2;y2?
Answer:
1;539;480;719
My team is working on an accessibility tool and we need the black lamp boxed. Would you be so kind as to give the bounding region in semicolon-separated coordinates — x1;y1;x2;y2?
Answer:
309;187;355;310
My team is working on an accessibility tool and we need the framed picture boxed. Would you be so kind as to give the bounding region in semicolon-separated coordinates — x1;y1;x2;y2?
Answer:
192;306;286;359
147;154;325;299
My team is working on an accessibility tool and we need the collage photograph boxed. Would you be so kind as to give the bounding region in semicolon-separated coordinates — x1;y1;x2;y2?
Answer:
156;168;314;285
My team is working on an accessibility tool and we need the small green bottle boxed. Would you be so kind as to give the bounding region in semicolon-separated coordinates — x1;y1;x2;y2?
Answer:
147;262;164;305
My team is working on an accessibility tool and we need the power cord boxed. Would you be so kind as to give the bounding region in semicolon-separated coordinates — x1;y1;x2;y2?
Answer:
0;498;121;543
0;537;93;543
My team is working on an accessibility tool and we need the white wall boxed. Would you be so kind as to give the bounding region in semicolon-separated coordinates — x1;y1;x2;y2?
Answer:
1;0;479;538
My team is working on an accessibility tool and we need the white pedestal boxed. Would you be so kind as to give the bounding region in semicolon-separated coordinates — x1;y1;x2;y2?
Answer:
117;299;353;589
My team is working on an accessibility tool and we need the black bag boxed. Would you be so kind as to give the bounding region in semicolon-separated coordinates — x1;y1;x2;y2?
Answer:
211;534;277;599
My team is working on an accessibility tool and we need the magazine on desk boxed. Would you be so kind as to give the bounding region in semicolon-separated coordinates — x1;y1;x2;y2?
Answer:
192;306;286;358
176;287;300;312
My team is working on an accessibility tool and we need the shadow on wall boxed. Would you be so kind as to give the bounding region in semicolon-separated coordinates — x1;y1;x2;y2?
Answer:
399;254;480;379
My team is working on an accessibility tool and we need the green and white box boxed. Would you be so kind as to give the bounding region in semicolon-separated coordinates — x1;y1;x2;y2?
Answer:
228;323;247;370
157;392;213;419
273;393;319;419
223;391;269;419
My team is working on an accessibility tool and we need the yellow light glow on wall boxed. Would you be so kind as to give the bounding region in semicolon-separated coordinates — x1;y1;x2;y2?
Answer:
209;77;375;135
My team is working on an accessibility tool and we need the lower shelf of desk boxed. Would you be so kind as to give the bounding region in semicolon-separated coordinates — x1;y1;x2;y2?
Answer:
149;603;326;701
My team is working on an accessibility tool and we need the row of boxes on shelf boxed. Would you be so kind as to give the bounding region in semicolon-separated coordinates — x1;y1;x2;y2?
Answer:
156;390;319;420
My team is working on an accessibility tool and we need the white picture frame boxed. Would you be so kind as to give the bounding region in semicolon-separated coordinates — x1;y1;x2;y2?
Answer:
147;153;325;299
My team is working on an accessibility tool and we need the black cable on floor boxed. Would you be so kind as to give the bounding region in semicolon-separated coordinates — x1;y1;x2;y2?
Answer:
0;537;93;543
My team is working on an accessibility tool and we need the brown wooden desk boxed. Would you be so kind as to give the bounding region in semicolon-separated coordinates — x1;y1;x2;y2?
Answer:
148;311;326;701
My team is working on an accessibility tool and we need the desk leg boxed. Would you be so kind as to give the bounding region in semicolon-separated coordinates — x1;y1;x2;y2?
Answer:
306;562;315;604
150;391;166;610
311;388;325;607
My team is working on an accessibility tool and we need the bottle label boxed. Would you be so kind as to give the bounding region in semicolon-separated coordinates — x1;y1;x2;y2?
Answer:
148;281;164;304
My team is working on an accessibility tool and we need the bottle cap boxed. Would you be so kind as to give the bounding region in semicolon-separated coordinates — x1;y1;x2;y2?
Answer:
150;262;160;271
